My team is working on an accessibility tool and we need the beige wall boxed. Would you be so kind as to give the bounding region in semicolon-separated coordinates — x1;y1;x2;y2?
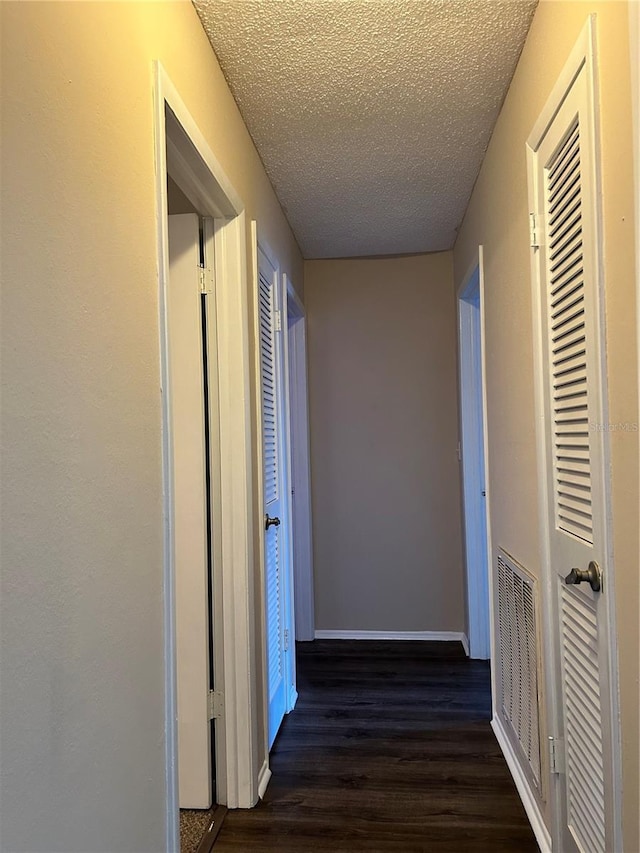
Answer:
305;254;465;633
453;1;638;847
0;2;302;850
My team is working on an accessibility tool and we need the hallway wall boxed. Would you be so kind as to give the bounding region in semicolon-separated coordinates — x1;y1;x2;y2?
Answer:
0;2;302;851
305;253;465;634
453;1;639;846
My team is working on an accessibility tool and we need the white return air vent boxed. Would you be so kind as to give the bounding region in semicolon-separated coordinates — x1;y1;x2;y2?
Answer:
497;549;542;790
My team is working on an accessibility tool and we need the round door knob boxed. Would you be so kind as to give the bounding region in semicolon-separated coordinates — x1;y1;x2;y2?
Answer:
564;561;601;592
265;514;281;530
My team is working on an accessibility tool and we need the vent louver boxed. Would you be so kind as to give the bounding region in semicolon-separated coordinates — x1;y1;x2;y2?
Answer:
497;549;542;788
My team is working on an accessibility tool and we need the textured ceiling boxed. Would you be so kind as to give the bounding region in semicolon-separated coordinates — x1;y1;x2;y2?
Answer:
194;0;538;259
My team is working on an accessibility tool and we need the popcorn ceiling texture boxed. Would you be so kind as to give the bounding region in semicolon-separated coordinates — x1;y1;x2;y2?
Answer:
194;0;538;258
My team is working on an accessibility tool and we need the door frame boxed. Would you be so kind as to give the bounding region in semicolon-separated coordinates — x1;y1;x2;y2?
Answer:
286;279;315;642
154;63;259;849
457;249;491;661
525;18;622;851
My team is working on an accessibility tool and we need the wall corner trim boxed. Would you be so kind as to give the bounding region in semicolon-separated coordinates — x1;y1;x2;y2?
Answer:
492;715;552;853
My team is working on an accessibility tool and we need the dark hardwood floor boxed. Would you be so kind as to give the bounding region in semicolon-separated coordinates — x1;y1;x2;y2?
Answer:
213;640;539;852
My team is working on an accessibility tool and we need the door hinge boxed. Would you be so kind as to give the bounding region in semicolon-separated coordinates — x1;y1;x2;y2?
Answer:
529;212;542;249
200;267;213;295
274;309;282;332
283;628;290;652
548;736;565;774
208;690;224;720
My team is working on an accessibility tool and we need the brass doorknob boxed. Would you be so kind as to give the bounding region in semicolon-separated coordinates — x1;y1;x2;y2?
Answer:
565;561;601;592
265;514;281;530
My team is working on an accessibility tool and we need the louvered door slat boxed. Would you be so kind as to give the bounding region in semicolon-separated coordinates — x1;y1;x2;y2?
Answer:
550;233;582;273
545;119;595;546
553;308;585;339
557;497;592;521
554;362;587;384
548;124;580;184
563;694;603;761
260;271;279;506
563;674;601;725
559;582;606;853
552;293;584;323
549;182;581;227
553;341;586;367
551;294;584;324
550;253;582;290
549;210;582;250
557;493;592;516
553;324;586;354
562;612;600;652
555;444;590;461
557;479;590;502
554;417;588;433
266;526;282;695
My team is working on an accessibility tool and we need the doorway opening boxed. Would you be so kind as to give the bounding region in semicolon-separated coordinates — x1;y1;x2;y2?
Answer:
165;205;220;847
458;253;491;661
154;63;258;850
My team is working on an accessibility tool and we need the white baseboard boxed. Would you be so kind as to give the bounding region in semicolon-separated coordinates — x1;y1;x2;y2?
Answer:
314;630;467;645
257;759;272;800
460;632;470;657
491;715;551;853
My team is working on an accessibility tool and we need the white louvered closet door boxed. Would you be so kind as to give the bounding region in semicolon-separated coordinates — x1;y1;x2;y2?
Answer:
258;246;288;750
531;57;616;853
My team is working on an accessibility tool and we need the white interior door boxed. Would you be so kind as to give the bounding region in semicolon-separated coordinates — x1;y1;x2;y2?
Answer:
257;245;289;750
458;266;490;660
168;213;212;809
530;44;618;852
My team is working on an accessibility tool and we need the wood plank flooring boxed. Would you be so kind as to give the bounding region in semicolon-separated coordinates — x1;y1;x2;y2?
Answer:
213;640;539;852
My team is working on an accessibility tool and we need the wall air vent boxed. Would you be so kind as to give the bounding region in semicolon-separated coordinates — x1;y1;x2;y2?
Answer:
497;548;542;789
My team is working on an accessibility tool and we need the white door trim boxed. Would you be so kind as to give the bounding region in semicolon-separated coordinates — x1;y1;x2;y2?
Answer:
154;64;259;846
286;278;315;642
457;252;491;661
525;18;622;851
